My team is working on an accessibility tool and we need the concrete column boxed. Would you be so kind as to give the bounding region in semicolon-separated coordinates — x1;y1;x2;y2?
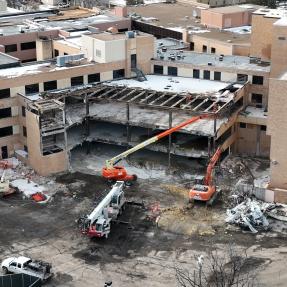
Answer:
85;95;90;154
168;111;172;169
126;103;131;143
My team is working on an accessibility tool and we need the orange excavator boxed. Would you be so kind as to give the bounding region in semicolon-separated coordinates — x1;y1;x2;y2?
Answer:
189;147;222;205
102;114;210;184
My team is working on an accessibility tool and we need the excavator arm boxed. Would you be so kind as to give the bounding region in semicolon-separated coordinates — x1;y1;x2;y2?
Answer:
203;147;222;186
103;114;210;181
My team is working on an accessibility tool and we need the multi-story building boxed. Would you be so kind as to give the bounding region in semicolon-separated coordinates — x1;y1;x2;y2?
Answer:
1;6;287;202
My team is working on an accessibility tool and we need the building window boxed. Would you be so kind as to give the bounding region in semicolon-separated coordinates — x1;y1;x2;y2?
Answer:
168;66;177;76
71;76;84;86
239;122;246;128
237;74;248;82
252;75;264;85
54;49;59;57
190;42;194;51
0;126;13;137
44;80;57;91
20;41;36;50
214;71;221;81
0;108;12;119
278;36;286;40
211;47;216;54
261;125;266;131
203;70;210;80
22;58;37;63
251;93;263;104
24;145;28;152
88;73;100;83
154;65;163;75
22;106;26;117
64;52;68;56
5;44;17;53
23;126;27;137
25;83;39;95
96;49;101;57
202;45;207;53
0;88;10;99
193;69;200;79
113;69;125;79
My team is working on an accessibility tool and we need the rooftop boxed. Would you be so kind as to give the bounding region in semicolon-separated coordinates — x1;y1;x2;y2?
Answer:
208;4;260;14
0;52;20;69
253;7;287;19
154;51;270;73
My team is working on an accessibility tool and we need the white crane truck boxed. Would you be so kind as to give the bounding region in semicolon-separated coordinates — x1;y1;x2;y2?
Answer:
78;181;125;238
1;256;52;282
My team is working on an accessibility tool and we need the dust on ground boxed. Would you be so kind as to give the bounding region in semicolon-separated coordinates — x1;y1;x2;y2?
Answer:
0;147;286;286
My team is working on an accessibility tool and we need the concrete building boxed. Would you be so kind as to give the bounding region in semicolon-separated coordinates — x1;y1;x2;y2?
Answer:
200;5;259;29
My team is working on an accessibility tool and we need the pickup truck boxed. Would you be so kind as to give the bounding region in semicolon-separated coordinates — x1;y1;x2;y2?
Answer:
1;256;53;282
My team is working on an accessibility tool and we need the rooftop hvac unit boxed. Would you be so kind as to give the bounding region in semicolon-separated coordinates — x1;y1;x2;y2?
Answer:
56;54;85;67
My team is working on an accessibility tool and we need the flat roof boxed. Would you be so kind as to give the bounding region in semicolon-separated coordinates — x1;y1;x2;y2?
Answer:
154;51;270;72
109;75;229;94
253;8;287;18
208;5;260;14
0;52;20;69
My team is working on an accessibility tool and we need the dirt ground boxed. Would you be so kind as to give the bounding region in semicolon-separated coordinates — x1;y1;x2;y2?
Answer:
1;146;287;286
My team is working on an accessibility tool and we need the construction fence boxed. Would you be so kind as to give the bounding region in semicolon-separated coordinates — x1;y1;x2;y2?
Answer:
0;274;41;287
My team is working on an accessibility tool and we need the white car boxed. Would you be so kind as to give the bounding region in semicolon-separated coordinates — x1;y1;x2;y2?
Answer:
1;256;53;281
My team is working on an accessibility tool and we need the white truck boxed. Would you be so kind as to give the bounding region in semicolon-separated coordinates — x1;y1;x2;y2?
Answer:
1;256;53;282
78;181;126;238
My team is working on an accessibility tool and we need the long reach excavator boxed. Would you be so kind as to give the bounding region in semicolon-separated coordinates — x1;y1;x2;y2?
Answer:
102;114;210;184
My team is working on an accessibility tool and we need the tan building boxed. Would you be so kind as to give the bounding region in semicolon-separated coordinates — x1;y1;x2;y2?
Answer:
201;5;258;29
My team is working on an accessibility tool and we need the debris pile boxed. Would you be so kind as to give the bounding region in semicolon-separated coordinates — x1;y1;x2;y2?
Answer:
226;198;276;233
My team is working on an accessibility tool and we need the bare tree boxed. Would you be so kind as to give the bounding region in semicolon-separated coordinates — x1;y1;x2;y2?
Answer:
175;245;258;287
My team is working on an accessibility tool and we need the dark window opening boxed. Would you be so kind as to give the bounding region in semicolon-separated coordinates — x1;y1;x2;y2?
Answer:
24;145;28;152
154;65;163;75
0;108;11;119
1;146;8;159
261;125;266;131
22;106;26;117
202;45;207;53
211;47;216;54
237;74;248;82
25;83;39;95
5;44;17;53
22;58;37;63
251;93;263;104
64;52;68;56
239;122;246;129
23;126;27;137
88;73;100;83
193;69;200;79
20;41;36;50
190;42;194;51
131;54;137;69
214;71;221;81
203;70;210;80
54;49;59;57
168;66;177;76
0;126;13;137
113;69;125;79
118;28;128;32
252;75;264;85
0;88;10;99
71;76;84;86
44;80;57;91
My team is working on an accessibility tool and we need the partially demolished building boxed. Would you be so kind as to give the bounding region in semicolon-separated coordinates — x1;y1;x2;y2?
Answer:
1;6;287;201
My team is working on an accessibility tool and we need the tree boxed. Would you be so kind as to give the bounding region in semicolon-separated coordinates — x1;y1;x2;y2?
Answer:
175;245;258;287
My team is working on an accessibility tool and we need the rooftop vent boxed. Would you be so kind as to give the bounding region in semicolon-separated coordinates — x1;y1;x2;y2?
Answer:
126;31;135;38
56;54;85;67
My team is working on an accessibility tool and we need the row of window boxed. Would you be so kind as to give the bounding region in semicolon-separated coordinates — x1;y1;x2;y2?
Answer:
239;123;266;131
189;42;216;54
5;41;36;53
0;125;26;138
0;69;125;97
154;65;264;85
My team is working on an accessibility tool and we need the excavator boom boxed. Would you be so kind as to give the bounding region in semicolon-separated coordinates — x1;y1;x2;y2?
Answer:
103;114;210;182
204;147;222;186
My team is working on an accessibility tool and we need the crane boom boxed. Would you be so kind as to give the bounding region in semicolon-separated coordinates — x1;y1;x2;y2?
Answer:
105;114;210;169
204;147;222;186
